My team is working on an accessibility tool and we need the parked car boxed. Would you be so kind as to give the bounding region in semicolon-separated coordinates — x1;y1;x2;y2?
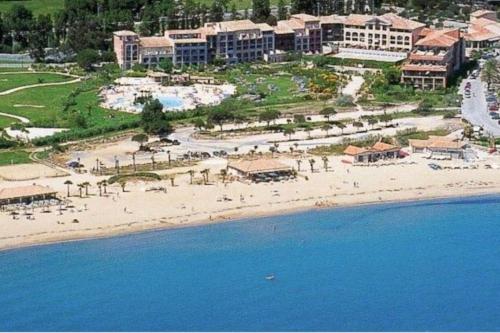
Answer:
491;113;500;120
428;163;442;170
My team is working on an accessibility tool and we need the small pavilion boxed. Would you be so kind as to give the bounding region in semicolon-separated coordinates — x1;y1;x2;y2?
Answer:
344;141;401;163
0;185;58;209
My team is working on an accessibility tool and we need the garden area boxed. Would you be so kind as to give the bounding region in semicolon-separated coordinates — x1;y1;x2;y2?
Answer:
0;150;31;166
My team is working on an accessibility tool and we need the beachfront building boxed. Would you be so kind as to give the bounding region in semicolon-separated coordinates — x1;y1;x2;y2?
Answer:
341;13;426;52
228;159;293;182
464;10;500;52
0;185;58;209
409;136;467;159
343;141;401;163
401;28;466;90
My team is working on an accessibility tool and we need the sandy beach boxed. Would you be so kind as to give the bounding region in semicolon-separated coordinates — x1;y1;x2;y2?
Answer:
1;153;499;252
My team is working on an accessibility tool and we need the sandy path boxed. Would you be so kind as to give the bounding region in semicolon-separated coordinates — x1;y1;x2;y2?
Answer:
0;77;82;96
0;112;29;123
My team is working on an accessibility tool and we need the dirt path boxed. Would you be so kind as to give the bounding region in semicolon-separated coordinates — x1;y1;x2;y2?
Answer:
0;77;82;96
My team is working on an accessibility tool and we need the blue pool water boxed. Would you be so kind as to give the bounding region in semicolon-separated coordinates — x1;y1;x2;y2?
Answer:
155;94;184;109
1;195;500;331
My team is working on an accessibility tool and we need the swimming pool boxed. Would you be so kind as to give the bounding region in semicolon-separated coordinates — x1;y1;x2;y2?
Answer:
154;94;184;110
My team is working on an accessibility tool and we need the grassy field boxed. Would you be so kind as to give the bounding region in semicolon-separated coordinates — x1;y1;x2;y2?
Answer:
0;80;138;128
0;150;31;166
0;72;73;92
0;0;64;15
0;114;19;128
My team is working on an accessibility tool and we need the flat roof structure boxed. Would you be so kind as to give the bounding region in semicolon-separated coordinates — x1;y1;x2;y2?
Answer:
228;159;292;176
332;48;407;62
0;185;58;205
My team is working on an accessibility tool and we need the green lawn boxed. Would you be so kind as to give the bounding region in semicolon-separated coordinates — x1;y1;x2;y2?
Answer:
0;0;64;15
0;150;31;166
0;79;137;128
0;72;73;92
0;114;19;128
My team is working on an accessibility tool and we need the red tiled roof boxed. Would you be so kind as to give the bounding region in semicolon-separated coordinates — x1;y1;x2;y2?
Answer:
415;28;461;47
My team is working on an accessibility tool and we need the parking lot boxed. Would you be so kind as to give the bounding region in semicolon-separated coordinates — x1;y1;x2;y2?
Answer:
461;68;500;137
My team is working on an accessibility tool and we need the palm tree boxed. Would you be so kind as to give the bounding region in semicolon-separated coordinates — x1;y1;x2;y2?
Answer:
201;169;210;185
283;125;296;140
319;106;337;122
220;169;227;183
322;156;329;172
188;170;195;184
114;156;120;174
101;180;108;194
269;146;277;158
64;180;73;197
77;183;84;198
335;122;346;135
352;121;364;132
119;180;126;192
308;158;316;173
151;153;156;170
296;159;302;171
481;59;499;89
379;112;393;127
368;117;378;130
97;181;103;196
321;123;332;137
82;182;90;196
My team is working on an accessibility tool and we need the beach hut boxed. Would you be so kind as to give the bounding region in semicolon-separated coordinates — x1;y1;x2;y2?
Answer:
408;136;466;159
228;159;293;182
0;185;58;209
343;141;401;163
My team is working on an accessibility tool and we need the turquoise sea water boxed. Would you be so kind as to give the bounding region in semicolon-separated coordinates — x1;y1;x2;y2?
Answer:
1;195;500;331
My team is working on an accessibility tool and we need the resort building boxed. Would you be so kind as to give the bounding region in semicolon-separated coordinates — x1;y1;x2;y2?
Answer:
401;28;466;90
0;185;58;209
341;13;426;52
113;31;140;70
228;159;293;182
464;10;500;51
320;15;346;43
113;13;435;69
276;14;322;53
343;141;401;163
409;136;467;159
165;29;208;66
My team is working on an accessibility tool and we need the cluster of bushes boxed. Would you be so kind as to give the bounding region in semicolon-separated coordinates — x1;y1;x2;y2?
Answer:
108;172;161;184
307;55;399;70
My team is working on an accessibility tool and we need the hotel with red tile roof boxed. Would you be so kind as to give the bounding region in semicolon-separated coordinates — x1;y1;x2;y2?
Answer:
401;28;465;90
342;13;425;52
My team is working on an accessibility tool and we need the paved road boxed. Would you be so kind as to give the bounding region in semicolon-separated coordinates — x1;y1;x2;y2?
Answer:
461;76;500;137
